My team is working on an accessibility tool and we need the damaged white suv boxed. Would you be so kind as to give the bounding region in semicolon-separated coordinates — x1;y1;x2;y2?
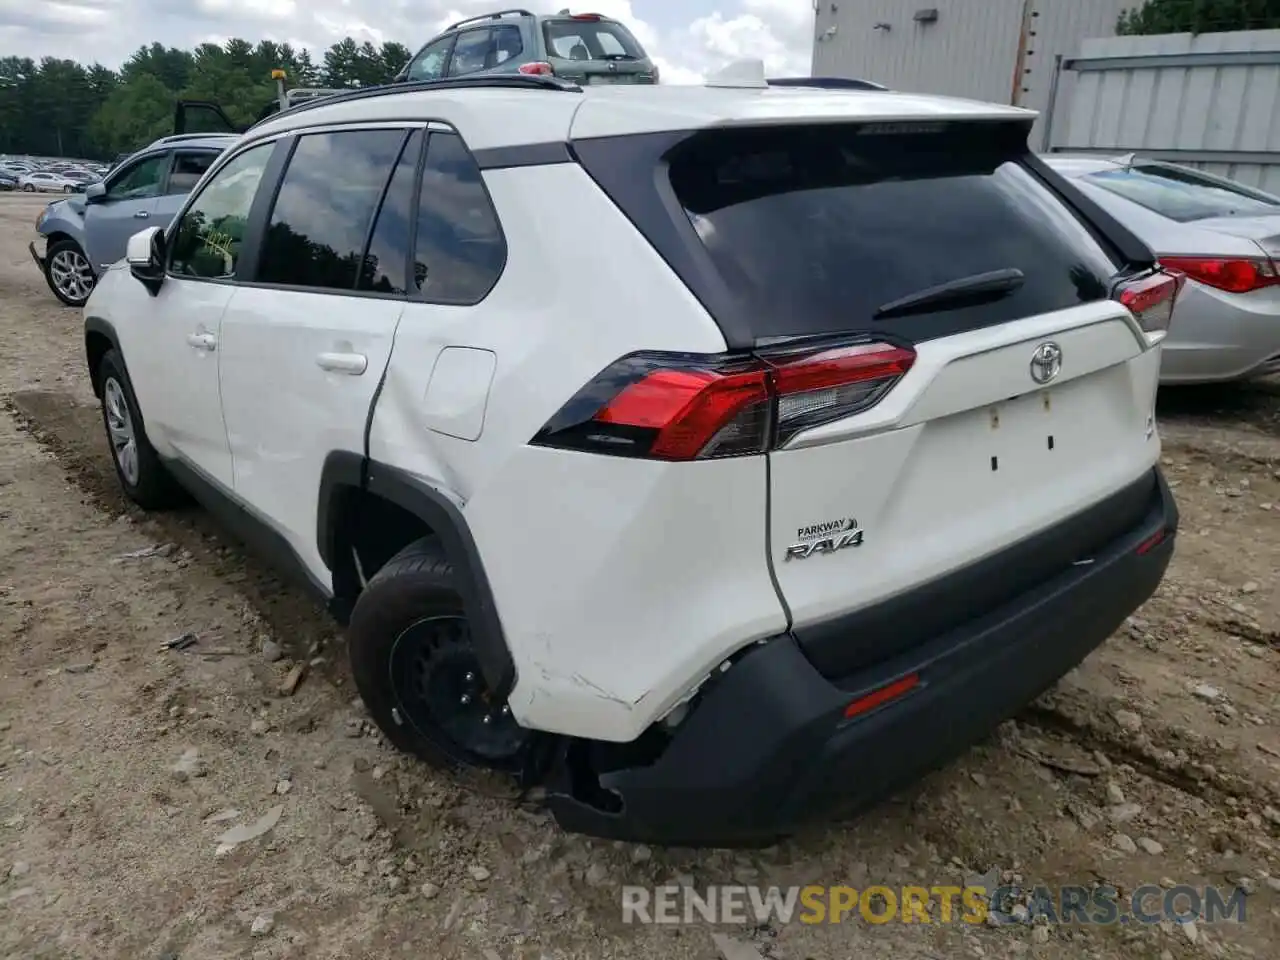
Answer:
82;63;1180;845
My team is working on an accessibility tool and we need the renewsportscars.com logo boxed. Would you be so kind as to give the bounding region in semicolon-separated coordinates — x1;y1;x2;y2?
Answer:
621;881;1249;927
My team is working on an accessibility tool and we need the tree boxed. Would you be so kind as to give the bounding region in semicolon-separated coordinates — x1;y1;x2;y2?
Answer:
0;33;411;161
1118;0;1280;35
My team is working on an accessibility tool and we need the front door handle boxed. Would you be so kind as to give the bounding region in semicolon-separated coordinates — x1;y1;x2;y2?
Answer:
186;332;216;351
134;211;150;219
316;352;368;375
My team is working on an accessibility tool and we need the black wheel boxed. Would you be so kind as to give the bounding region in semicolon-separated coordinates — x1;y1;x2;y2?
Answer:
44;239;95;307
63;185;73;194
348;537;531;772
96;349;184;509
22;184;34;192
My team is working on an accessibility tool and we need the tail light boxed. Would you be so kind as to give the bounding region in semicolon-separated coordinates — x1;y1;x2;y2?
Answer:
519;62;554;76
530;339;915;461
1158;255;1280;294
1113;269;1183;334
571;13;603;20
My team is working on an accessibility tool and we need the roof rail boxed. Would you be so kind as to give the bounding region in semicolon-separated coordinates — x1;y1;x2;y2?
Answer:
766;76;888;91
154;132;237;145
249;74;581;130
447;8;534;31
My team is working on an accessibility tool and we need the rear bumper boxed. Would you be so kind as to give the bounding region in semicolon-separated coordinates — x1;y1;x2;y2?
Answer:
548;467;1178;847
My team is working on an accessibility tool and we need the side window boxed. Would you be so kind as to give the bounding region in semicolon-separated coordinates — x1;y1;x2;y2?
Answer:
448;29;491;76
358;131;423;296
407;37;454;82
106;154;168;201
413;132;506;304
257;129;408;291
491;25;523;65
168;143;274;280
165;151;218;196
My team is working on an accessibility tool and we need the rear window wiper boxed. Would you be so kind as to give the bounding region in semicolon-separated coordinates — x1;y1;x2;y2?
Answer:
873;268;1026;320
600;53;639;61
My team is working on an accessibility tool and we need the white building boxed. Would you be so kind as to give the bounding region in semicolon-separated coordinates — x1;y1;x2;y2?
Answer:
811;0;1132;143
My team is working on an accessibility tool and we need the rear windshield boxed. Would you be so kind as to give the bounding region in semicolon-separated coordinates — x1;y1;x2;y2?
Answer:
542;18;645;61
668;123;1121;341
1083;164;1280;223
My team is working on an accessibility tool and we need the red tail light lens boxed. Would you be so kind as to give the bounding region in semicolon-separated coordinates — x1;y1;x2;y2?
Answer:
531;338;915;461
1114;269;1183;334
519;61;554;75
1158;256;1280;294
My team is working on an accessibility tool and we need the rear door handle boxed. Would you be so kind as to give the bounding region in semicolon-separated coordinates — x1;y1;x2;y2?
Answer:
186;332;216;351
134;211;150;219
316;352;368;375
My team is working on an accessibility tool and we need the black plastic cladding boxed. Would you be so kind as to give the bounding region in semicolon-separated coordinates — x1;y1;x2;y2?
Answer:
568;121;1159;351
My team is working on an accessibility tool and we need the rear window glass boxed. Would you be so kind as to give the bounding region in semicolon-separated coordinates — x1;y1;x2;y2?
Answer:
542;19;644;60
1084;164;1280;223
668;123;1121;341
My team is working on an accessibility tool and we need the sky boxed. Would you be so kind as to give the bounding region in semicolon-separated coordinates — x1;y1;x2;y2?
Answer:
0;0;816;82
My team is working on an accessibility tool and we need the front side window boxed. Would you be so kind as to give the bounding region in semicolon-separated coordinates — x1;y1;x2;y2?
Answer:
1084;163;1280;223
168;142;275;280
413;132;506;303
257;129;408;291
106;154;168;201
407;37;454;82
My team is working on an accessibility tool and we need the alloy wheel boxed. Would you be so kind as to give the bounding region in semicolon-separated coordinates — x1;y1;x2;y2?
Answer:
103;377;140;486
49;247;94;303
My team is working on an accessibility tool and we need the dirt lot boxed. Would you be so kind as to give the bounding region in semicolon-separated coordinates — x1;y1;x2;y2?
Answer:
1;191;1278;960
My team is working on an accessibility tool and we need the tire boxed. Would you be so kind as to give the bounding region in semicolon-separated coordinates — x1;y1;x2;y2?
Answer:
97;348;184;509
63;185;73;194
348;537;530;773
43;238;95;307
22;184;34;192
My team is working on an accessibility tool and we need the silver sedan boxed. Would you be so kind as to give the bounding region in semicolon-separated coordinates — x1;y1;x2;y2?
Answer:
1045;155;1280;385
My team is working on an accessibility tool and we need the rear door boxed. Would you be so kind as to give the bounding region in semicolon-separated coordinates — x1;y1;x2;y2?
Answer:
218;125;416;583
666;121;1166;676
540;15;655;84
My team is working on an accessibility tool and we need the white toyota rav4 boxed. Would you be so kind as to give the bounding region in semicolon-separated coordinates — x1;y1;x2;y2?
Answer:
82;64;1181;846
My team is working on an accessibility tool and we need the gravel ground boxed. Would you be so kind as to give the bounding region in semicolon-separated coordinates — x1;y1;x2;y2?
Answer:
1;192;1278;960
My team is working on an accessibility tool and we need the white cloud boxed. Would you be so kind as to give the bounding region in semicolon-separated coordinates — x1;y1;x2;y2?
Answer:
0;0;815;81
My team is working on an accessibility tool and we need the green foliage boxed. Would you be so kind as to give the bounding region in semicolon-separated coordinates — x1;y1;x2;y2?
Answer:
1117;0;1280;35
0;37;410;161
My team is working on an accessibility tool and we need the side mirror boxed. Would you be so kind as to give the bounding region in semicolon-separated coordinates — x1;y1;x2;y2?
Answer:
126;226;166;295
83;181;107;204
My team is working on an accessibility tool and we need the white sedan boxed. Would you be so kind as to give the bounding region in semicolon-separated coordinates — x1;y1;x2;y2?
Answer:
18;171;79;194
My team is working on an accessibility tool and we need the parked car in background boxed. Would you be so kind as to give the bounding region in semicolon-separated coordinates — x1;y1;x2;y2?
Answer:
1046;155;1280;385
396;8;658;85
31;133;233;306
19;170;79;193
0;170;16;191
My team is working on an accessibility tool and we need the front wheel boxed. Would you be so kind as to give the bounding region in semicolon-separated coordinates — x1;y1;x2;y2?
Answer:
97;349;184;509
22;184;34;192
63;185;73;194
348;537;532;773
44;239;95;307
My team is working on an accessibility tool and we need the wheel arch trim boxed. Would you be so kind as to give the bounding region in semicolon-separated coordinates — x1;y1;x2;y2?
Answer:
84;316;125;400
318;451;517;699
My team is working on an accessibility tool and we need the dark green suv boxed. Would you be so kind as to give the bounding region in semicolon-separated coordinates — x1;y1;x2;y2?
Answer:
396;8;659;86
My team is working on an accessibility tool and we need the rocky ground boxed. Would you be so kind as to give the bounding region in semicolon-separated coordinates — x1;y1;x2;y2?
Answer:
0;192;1277;960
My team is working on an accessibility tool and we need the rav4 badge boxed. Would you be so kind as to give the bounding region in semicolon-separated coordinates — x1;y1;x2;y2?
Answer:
784;518;865;561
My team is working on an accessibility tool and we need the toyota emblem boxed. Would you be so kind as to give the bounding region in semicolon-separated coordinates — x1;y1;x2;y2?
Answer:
1029;342;1063;385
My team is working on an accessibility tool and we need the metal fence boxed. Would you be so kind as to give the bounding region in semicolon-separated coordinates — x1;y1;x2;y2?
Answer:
1041;29;1280;193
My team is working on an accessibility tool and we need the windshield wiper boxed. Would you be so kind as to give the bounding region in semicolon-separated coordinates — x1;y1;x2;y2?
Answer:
873;268;1026;320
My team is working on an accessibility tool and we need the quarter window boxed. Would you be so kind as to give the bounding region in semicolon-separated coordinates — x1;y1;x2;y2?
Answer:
413;132;506;303
168;142;275;280
257;129;409;291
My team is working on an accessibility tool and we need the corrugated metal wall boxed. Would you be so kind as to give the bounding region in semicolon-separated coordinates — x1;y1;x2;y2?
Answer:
812;0;1028;105
1045;31;1280;193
